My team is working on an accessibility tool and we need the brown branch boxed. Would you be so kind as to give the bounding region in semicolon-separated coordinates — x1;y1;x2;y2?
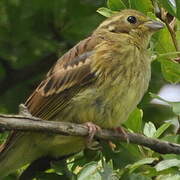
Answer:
0;113;180;155
158;8;180;55
164;19;180;53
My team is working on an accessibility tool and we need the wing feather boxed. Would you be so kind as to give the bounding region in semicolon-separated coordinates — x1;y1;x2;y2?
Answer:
0;35;99;154
25;36;97;120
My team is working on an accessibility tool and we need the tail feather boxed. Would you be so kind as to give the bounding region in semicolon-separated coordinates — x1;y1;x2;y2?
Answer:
0;133;85;178
0;133;43;178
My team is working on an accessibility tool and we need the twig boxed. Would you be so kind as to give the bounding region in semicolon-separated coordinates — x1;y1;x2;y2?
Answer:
0;114;180;154
164;19;180;53
158;8;180;55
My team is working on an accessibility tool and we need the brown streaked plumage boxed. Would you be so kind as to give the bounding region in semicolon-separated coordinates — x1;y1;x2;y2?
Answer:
25;36;97;119
0;9;164;177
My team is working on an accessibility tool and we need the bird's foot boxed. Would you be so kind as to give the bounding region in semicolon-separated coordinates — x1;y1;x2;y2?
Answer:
84;122;101;150
84;122;101;141
108;141;117;151
114;126;129;143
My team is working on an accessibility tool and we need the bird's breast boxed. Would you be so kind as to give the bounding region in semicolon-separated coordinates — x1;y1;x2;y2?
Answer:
59;45;151;129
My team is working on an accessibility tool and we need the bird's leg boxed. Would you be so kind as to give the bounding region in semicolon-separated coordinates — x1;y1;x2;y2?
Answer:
83;122;101;150
108;141;117;151
84;122;101;141
107;126;129;152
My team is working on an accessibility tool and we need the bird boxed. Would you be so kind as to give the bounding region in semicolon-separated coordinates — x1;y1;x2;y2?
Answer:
0;9;164;178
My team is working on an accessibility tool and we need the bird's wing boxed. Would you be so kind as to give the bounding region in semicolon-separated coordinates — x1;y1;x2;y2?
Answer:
0;35;99;154
25;36;97;120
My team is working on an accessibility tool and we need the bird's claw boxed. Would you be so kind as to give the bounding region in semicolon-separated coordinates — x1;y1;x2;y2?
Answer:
84;122;101;141
84;122;101;149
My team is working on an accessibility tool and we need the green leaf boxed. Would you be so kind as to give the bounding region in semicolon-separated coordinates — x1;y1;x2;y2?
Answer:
124;108;143;133
107;0;126;11
150;93;180;115
77;162;101;180
100;162;114;180
160;59;180;83
153;122;171;138
161;135;180;161
176;22;180;49
162;135;180;144
155;159;180;171
126;158;158;173
156;173;180;180
0;132;9;144
154;28;175;54
176;0;180;19
158;0;176;17
118;143;143;164
51;160;66;175
96;7;117;17
170;102;180;116
143;122;156;137
121;173;152;180
128;0;153;13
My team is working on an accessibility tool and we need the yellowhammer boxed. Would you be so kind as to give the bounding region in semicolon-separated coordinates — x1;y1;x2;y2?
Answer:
0;9;164;177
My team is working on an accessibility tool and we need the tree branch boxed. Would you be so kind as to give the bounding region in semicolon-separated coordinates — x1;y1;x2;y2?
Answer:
0;113;180;155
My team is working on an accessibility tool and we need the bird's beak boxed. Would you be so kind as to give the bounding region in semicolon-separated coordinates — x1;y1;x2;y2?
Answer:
144;20;164;31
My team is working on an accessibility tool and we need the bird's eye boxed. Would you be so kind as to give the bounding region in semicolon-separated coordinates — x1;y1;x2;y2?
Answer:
127;16;137;24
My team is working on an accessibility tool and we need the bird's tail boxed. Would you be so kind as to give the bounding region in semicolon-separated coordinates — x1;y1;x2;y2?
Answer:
0;133;86;178
0;133;43;179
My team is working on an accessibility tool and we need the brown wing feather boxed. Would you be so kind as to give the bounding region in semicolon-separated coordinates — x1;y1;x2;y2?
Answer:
0;35;98;155
25;36;97;119
26;60;94;120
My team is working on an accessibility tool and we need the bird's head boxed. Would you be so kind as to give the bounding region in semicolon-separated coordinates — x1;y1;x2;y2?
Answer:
95;9;164;47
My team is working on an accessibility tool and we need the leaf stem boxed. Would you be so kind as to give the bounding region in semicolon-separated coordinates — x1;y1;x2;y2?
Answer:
164;19;180;55
158;51;180;57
